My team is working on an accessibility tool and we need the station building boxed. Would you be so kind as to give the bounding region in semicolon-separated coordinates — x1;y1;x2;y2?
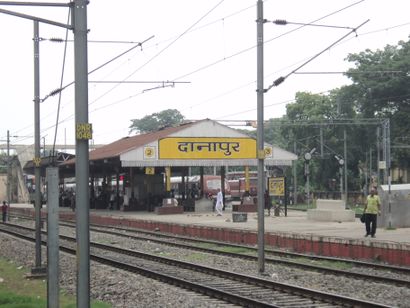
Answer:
55;119;297;211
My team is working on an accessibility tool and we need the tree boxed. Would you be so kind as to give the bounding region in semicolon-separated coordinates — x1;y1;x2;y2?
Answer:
281;91;358;191
345;39;410;170
129;109;185;134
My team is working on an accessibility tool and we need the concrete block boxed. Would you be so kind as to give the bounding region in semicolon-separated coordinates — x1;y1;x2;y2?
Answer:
155;206;184;215
194;198;214;213
316;199;346;210
232;212;247;222
307;209;355;222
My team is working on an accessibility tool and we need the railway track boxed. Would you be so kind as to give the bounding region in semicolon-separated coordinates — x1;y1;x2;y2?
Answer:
9;214;410;288
0;223;391;308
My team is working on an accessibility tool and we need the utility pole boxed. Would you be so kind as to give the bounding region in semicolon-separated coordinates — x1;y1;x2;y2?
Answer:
293;141;297;205
6;130;10;207
385;119;392;229
32;20;45;276
73;1;91;307
305;160;310;208
256;0;265;273
0;2;90;306
376;127;380;187
344;129;348;202
364;151;368;197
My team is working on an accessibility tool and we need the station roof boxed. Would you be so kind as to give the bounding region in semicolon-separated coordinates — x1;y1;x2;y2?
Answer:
23;152;75;176
87;121;196;161
62;119;297;172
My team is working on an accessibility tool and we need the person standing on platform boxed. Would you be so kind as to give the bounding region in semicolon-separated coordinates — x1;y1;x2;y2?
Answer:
2;201;8;223
363;188;381;238
215;188;223;216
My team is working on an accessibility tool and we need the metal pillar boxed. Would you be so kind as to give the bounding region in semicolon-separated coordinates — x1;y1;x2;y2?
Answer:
344;129;348;202
382;122;388;185
364;152;368;197
376;127;380;187
256;0;265;273
369;149;372;181
385;119;392;228
245;166;250;193
73;1;90;307
305;161;310;209
293;141;297;205
32;20;45;274
46;167;60;308
6;130;10;206
221;166;226;209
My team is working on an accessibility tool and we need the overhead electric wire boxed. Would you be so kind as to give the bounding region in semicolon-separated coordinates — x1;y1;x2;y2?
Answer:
87;0;226;107
9;1;408;144
29;0;366;128
265;19;370;92
80;0;224;114
342;21;410;44
51;8;70;161
43;38;153;44
218;90;410;121
85;14;409;128
96;0;367;117
41;35;154;102
12;0;245;142
294;71;404;75
11;36;154;143
172;0;365;82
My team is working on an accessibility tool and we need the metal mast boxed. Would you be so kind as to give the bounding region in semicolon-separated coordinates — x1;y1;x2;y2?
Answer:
256;0;265;273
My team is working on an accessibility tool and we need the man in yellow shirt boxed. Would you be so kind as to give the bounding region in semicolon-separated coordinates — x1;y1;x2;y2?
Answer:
363;188;381;238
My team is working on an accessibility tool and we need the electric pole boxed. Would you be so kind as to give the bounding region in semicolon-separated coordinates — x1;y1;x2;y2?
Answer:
6;130;10;207
33;20;45;275
256;0;265;273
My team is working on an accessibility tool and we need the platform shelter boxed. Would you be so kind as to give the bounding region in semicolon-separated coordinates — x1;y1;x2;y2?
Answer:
61;119;297;211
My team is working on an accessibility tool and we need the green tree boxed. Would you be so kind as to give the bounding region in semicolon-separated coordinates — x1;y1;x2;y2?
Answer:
282;91;354;192
129;109;185;134
345;39;410;171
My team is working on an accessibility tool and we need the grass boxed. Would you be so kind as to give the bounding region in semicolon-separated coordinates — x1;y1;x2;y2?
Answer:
0;258;110;308
286;203;315;211
293;257;353;271
196;242;254;255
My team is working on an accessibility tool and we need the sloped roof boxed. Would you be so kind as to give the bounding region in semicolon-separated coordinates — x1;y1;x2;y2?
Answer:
63;119;297;167
23;152;75;175
88;121;197;161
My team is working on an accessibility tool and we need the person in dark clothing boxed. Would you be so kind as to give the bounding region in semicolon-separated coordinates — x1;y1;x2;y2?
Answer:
2;201;8;223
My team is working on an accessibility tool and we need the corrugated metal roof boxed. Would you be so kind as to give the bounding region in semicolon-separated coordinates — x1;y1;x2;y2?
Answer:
88;121;197;161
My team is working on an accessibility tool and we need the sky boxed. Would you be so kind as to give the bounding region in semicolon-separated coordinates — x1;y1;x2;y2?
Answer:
0;0;409;148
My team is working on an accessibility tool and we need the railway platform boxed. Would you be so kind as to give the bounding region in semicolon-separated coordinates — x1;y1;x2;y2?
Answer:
8;202;410;267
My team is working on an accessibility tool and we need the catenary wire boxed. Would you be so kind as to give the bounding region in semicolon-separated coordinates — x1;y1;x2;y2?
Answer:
86;0;368;117
51;8;70;161
86;0;226;109
9;2;410;144
7;1;365;140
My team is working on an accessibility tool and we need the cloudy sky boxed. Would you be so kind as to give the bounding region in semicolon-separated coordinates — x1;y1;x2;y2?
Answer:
1;0;409;148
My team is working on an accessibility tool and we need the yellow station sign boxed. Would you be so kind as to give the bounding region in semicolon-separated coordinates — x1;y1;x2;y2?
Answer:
159;137;257;159
268;177;285;196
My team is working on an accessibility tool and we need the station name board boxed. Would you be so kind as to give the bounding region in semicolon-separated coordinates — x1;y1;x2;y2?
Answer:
159;137;257;159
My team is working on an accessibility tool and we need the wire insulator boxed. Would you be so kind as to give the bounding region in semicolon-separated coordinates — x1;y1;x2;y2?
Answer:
49;38;64;43
273;19;287;25
273;77;285;86
49;88;62;96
